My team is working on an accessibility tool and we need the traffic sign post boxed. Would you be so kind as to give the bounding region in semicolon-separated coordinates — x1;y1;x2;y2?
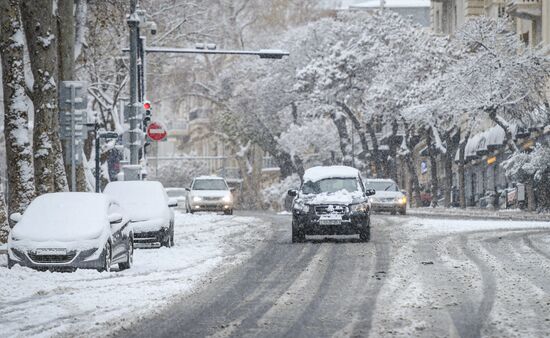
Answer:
59;81;88;192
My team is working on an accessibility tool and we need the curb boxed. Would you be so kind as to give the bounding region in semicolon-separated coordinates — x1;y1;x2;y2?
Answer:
406;210;550;222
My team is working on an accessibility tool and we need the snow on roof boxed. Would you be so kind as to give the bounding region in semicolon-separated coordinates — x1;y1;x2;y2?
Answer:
349;0;429;8
104;181;167;220
303;166;359;182
194;176;224;180
365;178;396;183
455;124;518;161
12;193;110;242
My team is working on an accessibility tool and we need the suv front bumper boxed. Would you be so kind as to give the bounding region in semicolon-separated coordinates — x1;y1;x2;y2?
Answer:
293;212;369;235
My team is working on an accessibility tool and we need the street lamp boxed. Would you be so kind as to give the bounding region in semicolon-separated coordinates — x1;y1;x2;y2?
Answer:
123;46;290;59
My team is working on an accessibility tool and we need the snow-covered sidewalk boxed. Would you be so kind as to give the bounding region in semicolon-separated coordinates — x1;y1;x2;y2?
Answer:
0;212;271;337
407;206;550;221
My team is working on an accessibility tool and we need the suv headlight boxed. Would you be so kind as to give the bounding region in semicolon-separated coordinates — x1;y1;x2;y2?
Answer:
350;203;367;212
222;194;232;203
293;201;310;213
193;196;203;202
396;196;407;205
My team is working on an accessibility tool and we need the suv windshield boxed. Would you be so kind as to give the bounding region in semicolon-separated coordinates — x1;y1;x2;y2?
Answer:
365;181;398;192
302;178;359;194
192;179;228;191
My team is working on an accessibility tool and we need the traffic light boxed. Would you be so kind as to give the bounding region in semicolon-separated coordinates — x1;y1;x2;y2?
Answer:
142;100;152;131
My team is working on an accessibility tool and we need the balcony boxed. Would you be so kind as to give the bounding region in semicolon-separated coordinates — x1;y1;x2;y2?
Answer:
507;0;542;19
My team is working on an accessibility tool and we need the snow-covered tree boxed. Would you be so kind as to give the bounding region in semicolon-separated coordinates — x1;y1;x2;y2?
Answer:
0;0;36;228
20;0;68;195
445;17;550;151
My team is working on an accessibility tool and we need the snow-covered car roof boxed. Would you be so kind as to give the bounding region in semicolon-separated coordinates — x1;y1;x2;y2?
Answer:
194;176;225;180
104;181;168;220
303;166;360;182
365;178;396;183
11;192;110;242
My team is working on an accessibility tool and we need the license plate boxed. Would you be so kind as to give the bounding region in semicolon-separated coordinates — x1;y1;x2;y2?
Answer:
319;218;342;226
36;248;66;255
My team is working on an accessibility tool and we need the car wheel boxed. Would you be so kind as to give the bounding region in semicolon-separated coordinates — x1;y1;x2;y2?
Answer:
119;239;133;270
169;227;175;247
291;219;305;243
400;209;407;215
162;227;173;248
224;209;233;215
98;243;111;272
359;227;371;242
7;257;15;269
390;210;397;215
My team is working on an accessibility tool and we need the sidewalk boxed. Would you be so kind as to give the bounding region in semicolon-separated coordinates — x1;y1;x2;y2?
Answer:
406;207;550;222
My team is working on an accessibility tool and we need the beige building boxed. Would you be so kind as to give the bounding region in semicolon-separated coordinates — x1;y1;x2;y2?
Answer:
431;0;550;47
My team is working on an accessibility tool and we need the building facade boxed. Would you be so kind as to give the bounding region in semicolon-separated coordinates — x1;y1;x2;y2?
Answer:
431;0;550;48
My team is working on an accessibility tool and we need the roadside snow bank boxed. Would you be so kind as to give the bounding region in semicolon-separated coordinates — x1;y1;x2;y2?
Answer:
403;217;550;235
0;212;270;337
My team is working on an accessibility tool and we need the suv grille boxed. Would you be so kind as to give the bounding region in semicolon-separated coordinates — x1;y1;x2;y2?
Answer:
315;205;348;215
203;197;221;201
28;252;77;264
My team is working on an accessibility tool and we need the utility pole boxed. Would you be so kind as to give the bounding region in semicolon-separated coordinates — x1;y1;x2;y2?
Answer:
127;12;140;166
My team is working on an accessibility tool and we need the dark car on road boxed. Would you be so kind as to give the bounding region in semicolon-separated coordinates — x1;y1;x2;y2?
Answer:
288;166;375;242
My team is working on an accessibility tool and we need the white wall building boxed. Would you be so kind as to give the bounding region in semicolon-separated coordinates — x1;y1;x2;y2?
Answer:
348;0;431;26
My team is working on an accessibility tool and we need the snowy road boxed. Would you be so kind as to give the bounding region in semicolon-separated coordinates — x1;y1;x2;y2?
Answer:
0;212;270;337
117;213;550;338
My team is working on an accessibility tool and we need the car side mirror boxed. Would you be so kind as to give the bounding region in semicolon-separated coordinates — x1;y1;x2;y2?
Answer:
401;190;407;195
185;187;191;192
229;187;236;193
364;189;376;197
168;198;178;208
287;189;297;197
108;213;123;224
10;212;22;223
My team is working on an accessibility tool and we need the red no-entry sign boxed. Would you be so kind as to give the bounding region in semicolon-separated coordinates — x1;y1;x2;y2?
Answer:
146;121;167;141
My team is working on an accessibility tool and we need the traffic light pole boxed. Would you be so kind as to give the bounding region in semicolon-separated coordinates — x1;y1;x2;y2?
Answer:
127;13;140;166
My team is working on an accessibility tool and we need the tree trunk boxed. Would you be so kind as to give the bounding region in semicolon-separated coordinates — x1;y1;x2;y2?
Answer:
458;132;470;209
0;0;36;224
336;102;370;170
388;119;399;183
442;129;460;208
425;131;439;207
0;189;9;243
527;177;536;211
402;124;421;207
74;0;88;61
21;0;68;195
331;111;353;166
366;119;382;176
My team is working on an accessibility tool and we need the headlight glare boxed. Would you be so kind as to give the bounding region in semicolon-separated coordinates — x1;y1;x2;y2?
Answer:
222;194;232;203
293;201;309;213
193;196;203;202
350;203;366;212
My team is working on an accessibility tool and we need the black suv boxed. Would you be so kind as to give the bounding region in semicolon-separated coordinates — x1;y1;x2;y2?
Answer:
288;166;375;242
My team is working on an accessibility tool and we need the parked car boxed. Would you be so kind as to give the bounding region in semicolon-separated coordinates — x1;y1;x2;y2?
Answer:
288;166;375;243
165;187;187;211
364;178;407;215
104;181;176;248
7;192;133;272
186;176;234;215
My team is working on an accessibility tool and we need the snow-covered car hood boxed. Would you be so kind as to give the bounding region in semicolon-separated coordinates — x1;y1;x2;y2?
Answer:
302;190;365;205
131;218;167;232
190;190;231;198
